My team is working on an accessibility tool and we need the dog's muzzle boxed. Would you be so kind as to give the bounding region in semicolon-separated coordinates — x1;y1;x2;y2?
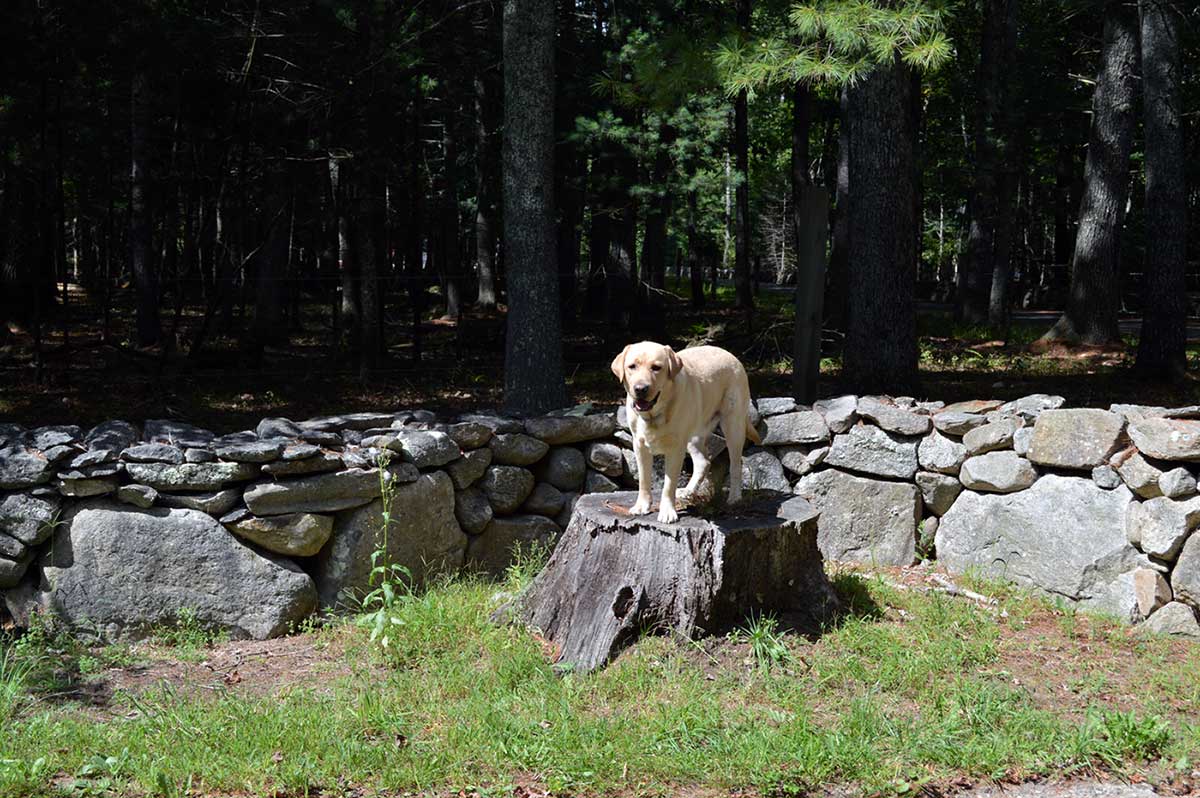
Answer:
633;394;659;413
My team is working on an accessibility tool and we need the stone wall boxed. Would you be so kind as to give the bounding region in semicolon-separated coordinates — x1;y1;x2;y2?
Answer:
2;395;1200;641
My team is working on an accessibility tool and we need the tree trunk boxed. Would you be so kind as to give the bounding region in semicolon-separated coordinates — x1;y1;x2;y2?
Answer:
442;115;464;321
507;491;838;673
501;0;568;415
331;156;358;352
825;88;850;331
961;0;1019;325
1135;0;1187;378
843;56;920;394
130;68;161;347
474;71;500;310
686;188;705;309
732;0;753;311
639;130;674;338
1042;3;1139;346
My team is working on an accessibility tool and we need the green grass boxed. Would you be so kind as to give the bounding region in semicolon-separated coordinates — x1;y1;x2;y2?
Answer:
1;569;1197;797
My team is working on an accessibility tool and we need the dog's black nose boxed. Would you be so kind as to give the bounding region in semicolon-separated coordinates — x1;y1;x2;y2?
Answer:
634;383;650;397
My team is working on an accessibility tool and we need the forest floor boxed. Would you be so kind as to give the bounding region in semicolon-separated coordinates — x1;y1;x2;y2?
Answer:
2;560;1199;797
1;278;1197;430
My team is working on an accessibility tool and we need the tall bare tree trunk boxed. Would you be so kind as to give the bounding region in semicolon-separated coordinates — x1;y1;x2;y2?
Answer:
130;67;161;347
843;56;919;394
732;0;753;312
501;0;567;414
1042;3;1139;346
1135;0;1187;378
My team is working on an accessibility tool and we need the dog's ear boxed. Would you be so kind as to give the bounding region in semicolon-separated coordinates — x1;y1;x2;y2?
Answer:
610;345;631;384
665;346;684;379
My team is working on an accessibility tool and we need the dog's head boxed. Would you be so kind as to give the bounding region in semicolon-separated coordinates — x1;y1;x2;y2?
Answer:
610;341;683;414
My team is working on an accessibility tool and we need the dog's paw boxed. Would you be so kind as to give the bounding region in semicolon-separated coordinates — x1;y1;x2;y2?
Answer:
657;504;679;524
628;499;652;516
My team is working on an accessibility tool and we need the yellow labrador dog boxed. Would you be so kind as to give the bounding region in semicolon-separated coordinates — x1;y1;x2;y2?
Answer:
611;341;761;523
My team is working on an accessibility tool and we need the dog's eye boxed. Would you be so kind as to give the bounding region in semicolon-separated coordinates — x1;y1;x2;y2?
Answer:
651;364;662;372
627;364;636;370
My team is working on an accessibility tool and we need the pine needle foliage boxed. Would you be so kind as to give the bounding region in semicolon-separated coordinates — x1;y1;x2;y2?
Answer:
716;0;954;97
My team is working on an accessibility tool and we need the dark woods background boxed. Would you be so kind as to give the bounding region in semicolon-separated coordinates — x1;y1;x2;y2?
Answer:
0;0;1196;420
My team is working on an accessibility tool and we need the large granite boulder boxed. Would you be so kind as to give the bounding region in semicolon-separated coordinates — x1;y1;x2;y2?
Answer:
936;475;1148;615
0;445;54;489
538;447;586;491
761;411;831;446
480;465;536;514
1127;418;1200;462
313;471;467;608
824;424;919;480
489;433;550;466
224;512;334;557
813;395;858;433
959;451;1038;493
742;449;791;492
467;514;560;575
0;492;61;545
1027;409;1126;470
794;469;919;566
1171;533;1200;608
1125;496;1200;561
918;430;968;476
524;414;617;445
6;502;316;640
963;417;1022;455
243;465;416;515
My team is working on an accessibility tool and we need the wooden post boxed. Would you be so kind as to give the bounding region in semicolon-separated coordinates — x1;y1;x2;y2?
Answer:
793;185;829;404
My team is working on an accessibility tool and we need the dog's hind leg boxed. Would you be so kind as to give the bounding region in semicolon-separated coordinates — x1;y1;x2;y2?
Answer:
678;437;710;504
720;407;747;504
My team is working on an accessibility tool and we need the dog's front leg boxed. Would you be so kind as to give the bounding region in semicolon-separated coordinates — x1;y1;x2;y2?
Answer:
657;448;686;523
628;439;654;516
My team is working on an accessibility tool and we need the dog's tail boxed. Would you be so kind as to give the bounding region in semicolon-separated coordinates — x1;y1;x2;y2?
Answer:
745;412;762;446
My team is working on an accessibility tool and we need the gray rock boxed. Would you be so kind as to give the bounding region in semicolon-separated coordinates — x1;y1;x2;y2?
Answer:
941;399;1004;415
280;442;321;461
523;482;566;516
1116;451;1166;498
0;552;34;589
1134;568;1172;617
933;411;988;436
585;469;620;493
489;433;550;466
0;424;24;446
742;449;791;492
84;420;139;452
963;417;1023;455
0;445;54;489
919;516;938;557
917;429;968;476
1012;427;1034;456
256;417;305;440
225;512;333;557
556;491;580;527
825;424;920;479
143;419;215;448
156;489;242;516
959;451;1038;493
1128;496;1200;560
390;429;460;468
761;411;831;446
937;476;1147;607
1127;417;1200;462
301;412;398;432
537;446;586;491
1027;409;1126;470
455;487;494;534
524;413;618;445
56;462;121;480
58;476;119;498
456;413;524;434
67;448;118;469
1165;405;1200;419
0;492;61;545
999;394;1066;422
184;448;216;463
584;442;624;477
443;422;493;450
813;395;858;433
1159;467;1197;499
1092;465;1122;490
756;397;798;416
794;469;919;566
915;471;962;516
122;443;186;464
1173;533;1200;608
243;464;417;516
467;514;560;575
446;447;493;490
1140;602;1200;637
778;445;827;477
10;502;316;639
262;451;344;477
116;484;158;509
1110;403;1170;423
214;440;285;463
0;531;26;560
124;461;259;492
26;425;82;450
857;396;931;436
481;465;536;513
314;471;467;607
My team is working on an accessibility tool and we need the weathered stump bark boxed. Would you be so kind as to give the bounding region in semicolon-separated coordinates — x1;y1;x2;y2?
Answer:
512;490;839;673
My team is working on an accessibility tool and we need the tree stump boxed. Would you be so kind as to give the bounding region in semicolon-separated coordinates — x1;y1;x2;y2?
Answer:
510;490;839;673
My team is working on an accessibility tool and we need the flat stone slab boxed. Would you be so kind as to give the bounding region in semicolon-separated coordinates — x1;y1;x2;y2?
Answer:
1128;417;1200;461
1027;409;1126;470
524;414;617;445
243;465;417;516
124;461;260;492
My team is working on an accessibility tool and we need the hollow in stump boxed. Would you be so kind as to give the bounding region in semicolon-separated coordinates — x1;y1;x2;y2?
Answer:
510;490;839;672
